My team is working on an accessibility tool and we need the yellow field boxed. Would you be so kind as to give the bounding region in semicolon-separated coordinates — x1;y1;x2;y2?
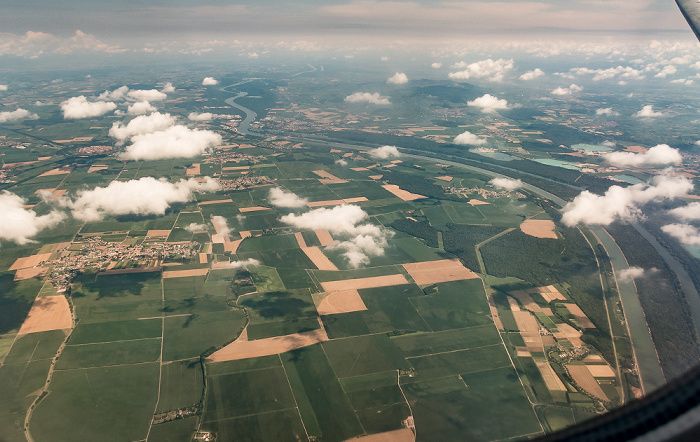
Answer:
321;274;408;292
18;295;72;335
316;289;367;315
402;259;479;285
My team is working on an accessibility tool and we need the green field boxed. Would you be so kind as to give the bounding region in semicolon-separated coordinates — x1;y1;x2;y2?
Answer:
322;334;409;378
410;280;492;331
156;359;205;412
30;363;160;442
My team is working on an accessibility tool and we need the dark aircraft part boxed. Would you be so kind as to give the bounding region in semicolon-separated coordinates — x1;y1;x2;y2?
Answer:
677;0;700;41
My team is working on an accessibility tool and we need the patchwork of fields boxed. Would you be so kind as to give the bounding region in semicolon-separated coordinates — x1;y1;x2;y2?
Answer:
0;138;630;441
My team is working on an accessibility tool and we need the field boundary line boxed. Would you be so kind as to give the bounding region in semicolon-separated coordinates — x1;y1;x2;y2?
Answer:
66;337;162;346
404;343;502;359
201;406;300;424
279;354;311;441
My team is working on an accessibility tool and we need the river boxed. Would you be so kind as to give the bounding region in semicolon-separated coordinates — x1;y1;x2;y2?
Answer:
218;89;669;392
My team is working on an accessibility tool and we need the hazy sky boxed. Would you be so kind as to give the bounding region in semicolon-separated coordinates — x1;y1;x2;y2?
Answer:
0;0;695;59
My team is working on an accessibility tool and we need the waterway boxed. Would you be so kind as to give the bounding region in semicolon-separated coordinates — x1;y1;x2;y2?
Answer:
217;87;669;392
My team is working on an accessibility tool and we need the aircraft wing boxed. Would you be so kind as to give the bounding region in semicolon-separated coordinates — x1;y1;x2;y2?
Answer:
677;0;700;41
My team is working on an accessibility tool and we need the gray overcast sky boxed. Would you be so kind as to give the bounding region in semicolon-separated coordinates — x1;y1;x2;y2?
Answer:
0;0;695;59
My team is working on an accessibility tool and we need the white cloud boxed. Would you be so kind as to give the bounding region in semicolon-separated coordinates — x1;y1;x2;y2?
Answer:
448;58;514;82
202;77;218;86
211;215;231;239
185;222;207;232
0;85;7;91
596;107;619;116
345;92;391;105
269;187;308;208
127;101;157;115
636;105;665;118
119;125;222;161
0;108;39;123
654;65;678;78
387;72;408;84
604;144;682;167
669;202;700;221
570;66;645;81
162;82;176;93
65;177;219;222
369;145;400;159
98;86;129;101
670;78;694;85
618;266;646;281
520;68;544;80
109;112;177;142
188;112;213;121
221;258;261;268
467;94;509;113
490;177;523;190
602;140;616;148
126;89;167;102
61;96;116;119
0;191;65;245
551;84;583;96
661;224;700;246
561;174;693;226
335;159;348;166
453;130;486;146
431;62;442;69
280;204;392;268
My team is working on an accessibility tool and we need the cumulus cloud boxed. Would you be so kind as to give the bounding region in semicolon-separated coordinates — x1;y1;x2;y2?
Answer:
119;125;222;160
449;58;514;82
661;224;700;246
520;68;544;80
602;140;616;148
604;144;682;167
0;84;7;91
490;177;523;190
126;89;167;102
211;216;231;239
280;204;392;268
453;130;486;146
570;66;645;82
269;187;308;208
202;77;218;86
618;266;646;281
162;82;175;93
65;177;219;222
387;72;408;84
369;145;400;159
561;174;693;226
185;222;207;232
188;112;213;121
61;96;117;119
221;258;261;268
344;92;391;105
109;112;177;142
467;94;509;113
0;108;39;123
0;191;65;244
98;86;129;101
127;101;157;115
596;107;619;116
551;84;583;95
335;159;349;166
431;62;442;69
669;202;700;221
636;105;664;118
655;65;678;78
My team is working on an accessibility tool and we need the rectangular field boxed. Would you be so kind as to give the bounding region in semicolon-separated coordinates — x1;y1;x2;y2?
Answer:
320;274;408;292
18;295;72;335
302;247;338;271
566;365;609;401
402;259;479;285
162;268;209;278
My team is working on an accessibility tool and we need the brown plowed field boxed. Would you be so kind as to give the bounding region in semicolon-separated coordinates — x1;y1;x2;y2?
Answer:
567;365;609;401
536;361;566;391
520;219;557;239
315;229;334;246
18;295;72;335
381;184;426;201
402;259;479;285
302;247;338;271
316;289;367;315
207;325;329;362
162;268;209;278
321;274;408;292
10;253;53;270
